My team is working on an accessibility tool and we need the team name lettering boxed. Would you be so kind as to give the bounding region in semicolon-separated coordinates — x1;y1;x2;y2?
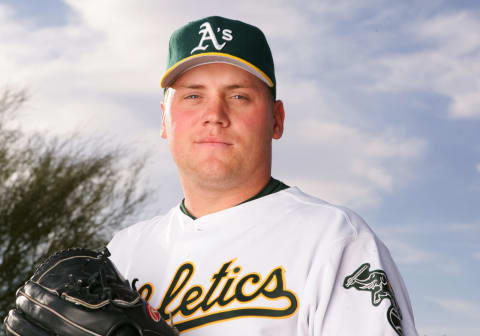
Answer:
156;260;297;332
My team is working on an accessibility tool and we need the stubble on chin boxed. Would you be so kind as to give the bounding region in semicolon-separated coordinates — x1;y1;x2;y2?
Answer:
180;156;245;192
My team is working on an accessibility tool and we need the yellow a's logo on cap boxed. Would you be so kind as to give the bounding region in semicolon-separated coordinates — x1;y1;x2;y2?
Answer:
191;22;233;54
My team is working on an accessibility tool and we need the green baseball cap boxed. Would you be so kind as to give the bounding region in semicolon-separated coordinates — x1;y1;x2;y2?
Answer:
161;16;276;98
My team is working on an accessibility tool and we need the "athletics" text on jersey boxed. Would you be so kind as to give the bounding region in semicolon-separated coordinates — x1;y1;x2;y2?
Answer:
137;260;298;332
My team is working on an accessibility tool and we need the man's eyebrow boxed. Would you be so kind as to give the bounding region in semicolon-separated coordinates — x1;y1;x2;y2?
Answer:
176;83;257;90
177;84;206;89
225;84;252;90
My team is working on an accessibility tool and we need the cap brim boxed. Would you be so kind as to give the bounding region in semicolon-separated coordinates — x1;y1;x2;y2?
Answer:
160;52;274;88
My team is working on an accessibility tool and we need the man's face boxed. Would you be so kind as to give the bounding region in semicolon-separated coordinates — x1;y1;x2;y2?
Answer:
161;63;284;190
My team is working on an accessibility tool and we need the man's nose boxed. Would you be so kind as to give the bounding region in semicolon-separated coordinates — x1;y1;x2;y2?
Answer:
202;98;230;127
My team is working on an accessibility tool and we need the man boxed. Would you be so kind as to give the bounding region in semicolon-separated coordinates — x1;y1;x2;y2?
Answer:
108;16;418;335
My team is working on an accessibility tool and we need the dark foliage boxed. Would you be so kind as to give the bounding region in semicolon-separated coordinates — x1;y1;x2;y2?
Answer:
0;89;152;326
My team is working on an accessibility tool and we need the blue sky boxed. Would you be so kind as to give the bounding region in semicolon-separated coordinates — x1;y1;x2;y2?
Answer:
1;0;479;334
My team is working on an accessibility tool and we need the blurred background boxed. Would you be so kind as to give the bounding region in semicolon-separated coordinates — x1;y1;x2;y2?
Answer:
0;0;479;334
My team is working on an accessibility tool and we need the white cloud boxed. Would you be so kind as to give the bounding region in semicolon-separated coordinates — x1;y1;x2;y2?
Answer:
473;252;480;260
278;117;426;209
307;0;371;17
419;325;480;336
429;297;480;320
434;259;463;276
376;12;480;119
0;1;172;136
381;238;434;265
285;176;381;210
376;224;429;235
445;223;480;232
378;225;470;271
476;162;480;174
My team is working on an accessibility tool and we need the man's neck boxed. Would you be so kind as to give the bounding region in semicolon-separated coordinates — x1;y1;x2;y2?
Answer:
181;177;289;220
181;174;271;218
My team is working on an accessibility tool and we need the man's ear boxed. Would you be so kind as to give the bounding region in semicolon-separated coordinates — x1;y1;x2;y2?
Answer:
272;100;285;140
161;101;167;139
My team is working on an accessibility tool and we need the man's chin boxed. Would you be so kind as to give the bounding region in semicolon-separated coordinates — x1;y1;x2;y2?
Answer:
189;165;241;189
197;169;236;185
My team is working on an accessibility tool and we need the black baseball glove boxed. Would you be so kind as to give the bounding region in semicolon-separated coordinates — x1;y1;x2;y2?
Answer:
3;247;178;336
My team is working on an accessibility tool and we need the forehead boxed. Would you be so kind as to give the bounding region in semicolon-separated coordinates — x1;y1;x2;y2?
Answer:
171;63;268;90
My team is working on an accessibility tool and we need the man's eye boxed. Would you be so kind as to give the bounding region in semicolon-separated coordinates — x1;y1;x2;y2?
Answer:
185;94;200;99
232;95;247;100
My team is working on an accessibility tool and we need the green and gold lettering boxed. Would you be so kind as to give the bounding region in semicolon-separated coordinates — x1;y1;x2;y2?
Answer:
153;260;298;332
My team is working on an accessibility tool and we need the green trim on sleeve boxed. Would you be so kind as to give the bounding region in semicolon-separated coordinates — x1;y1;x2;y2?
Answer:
179;177;289;220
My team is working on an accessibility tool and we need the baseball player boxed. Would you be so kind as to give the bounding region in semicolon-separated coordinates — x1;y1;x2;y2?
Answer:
108;16;419;335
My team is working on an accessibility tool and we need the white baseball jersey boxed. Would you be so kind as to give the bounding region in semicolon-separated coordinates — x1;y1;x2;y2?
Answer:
108;186;418;335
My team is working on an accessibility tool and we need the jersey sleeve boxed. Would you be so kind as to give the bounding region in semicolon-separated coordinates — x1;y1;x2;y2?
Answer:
308;210;418;336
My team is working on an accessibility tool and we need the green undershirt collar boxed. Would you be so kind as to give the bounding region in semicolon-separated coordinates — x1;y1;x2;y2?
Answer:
180;177;289;220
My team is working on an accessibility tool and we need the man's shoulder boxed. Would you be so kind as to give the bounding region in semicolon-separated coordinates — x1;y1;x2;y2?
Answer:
107;206;180;270
281;187;363;219
110;206;177;241
279;186;375;238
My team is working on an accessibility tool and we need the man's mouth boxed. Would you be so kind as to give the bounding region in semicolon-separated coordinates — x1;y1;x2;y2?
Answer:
195;137;233;146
